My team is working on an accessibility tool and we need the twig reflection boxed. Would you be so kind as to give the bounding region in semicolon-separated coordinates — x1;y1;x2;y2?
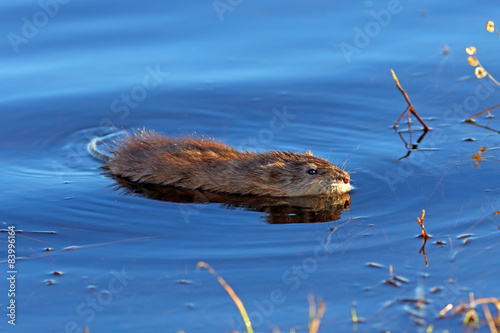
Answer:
395;129;429;161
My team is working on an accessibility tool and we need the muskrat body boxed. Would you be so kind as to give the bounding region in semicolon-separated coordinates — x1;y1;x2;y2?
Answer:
90;130;351;197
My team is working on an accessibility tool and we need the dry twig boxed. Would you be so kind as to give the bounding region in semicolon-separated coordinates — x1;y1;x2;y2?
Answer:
416;209;430;239
391;69;430;131
438;292;500;332
466;103;500;122
308;294;326;333
196;261;253;333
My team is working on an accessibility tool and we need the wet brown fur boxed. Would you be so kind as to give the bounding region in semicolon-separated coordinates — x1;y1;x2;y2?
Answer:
103;130;351;197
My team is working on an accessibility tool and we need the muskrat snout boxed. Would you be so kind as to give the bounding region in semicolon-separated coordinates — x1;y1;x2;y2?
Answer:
331;177;352;195
334;169;352;195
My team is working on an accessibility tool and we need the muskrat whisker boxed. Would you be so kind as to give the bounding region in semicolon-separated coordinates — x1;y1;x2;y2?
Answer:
327;145;334;161
341;145;360;171
342;167;354;174
341;157;349;171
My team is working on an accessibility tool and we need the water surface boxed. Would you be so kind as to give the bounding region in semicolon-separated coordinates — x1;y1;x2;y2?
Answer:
1;1;499;332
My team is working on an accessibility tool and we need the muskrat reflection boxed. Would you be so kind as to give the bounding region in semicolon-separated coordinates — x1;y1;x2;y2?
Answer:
112;177;351;224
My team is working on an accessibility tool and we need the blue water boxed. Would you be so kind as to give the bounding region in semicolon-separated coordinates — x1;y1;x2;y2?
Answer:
1;0;499;332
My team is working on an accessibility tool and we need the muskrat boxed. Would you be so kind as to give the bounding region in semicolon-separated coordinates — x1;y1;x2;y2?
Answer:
88;130;352;197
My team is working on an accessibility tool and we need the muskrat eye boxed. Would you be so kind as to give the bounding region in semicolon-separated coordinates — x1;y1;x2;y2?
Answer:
343;178;349;184
308;169;317;175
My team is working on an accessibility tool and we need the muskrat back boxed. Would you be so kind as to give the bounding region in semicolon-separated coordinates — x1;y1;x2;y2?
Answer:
94;130;352;197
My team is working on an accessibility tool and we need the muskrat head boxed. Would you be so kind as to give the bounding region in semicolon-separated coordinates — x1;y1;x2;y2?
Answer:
261;153;352;197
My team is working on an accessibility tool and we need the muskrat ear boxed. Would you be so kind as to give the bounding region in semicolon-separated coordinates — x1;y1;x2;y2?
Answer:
305;150;313;156
261;162;284;182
